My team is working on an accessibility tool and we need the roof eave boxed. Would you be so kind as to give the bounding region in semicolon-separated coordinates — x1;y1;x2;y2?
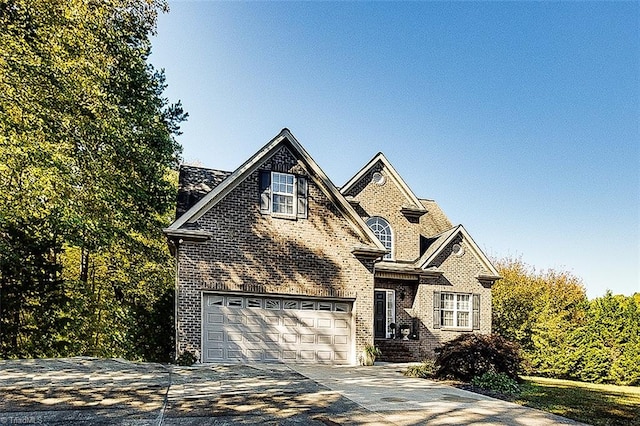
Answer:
163;228;213;242
352;246;387;258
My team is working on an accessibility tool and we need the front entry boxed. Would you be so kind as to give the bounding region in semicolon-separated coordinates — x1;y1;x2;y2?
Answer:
374;289;395;338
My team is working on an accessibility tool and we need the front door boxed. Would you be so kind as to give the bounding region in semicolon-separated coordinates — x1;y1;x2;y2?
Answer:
374;290;386;338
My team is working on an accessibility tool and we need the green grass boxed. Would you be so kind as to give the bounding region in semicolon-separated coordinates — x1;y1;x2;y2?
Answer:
516;376;640;426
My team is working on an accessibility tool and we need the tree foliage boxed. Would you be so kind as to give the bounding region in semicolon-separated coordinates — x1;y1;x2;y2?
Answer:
493;258;640;385
0;0;184;361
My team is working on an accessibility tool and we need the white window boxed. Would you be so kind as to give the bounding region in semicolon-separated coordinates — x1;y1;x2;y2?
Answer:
366;217;393;259
259;171;308;218
441;293;471;328
271;172;295;215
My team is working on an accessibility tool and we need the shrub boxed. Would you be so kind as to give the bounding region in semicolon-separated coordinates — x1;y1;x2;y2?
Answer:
175;350;198;366
434;334;522;381
404;359;436;378
471;372;520;395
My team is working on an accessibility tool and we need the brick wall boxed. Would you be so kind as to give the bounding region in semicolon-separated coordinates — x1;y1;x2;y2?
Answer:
176;146;376;358
343;162;423;261
412;235;493;358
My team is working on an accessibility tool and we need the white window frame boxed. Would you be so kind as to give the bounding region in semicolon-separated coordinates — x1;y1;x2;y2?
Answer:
441;293;471;329
375;288;396;338
271;172;296;216
366;217;393;260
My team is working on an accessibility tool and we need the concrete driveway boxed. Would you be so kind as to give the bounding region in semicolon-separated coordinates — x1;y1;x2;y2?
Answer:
0;358;585;425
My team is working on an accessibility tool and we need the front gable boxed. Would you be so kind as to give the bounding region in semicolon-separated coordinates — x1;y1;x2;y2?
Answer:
166;129;385;257
418;225;500;284
341;154;432;261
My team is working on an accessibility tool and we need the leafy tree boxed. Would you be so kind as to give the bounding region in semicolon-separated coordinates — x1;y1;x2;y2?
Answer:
0;0;184;359
492;258;587;377
493;258;640;385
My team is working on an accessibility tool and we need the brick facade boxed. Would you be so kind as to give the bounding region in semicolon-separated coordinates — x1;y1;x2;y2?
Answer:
175;146;376;359
343;158;496;360
167;130;498;364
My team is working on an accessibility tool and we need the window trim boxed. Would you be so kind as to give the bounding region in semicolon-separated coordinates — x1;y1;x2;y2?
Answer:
366;216;393;260
259;171;308;219
271;172;295;216
434;292;480;331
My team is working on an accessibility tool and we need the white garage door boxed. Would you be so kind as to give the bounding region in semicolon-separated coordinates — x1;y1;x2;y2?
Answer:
202;293;353;364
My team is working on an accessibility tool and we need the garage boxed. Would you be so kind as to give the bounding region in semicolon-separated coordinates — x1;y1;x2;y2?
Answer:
202;293;353;363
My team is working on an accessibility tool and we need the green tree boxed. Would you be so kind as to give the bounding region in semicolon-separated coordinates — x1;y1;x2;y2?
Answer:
492;258;587;377
0;0;184;359
568;293;640;385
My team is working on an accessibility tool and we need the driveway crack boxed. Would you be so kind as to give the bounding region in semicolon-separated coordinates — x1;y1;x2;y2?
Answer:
155;365;172;426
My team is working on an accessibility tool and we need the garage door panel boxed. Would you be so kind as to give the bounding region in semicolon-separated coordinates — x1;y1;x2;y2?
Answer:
282;333;297;343
247;350;262;360
244;333;262;343
317;335;332;345
300;334;315;344
334;351;348;361
207;348;224;360
335;318;349;329
245;315;262;326
263;316;280;326
227;333;243;343
226;314;244;325
317;318;332;328
206;331;223;342
299;317;315;328
283;317;298;327
261;332;278;343
207;313;224;324
203;294;352;364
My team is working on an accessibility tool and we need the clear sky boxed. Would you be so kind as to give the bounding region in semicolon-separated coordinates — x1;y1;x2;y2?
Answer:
150;1;639;299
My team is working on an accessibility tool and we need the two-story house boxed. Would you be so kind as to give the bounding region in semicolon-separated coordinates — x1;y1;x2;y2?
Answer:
164;129;500;364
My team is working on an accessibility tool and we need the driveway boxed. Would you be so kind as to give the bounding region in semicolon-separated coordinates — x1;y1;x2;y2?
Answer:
0;358;585;425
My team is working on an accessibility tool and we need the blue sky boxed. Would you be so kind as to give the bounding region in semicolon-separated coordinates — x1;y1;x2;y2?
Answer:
150;1;639;298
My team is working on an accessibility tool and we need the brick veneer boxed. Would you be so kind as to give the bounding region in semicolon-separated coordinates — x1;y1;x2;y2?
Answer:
175;146;376;361
346;161;494;361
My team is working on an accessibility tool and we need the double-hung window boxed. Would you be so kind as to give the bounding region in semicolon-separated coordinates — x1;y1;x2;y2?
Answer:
271;172;295;215
259;171;308;218
434;292;480;330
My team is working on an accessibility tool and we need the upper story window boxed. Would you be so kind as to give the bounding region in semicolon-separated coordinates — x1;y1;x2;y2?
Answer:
272;172;295;215
259;171;308;219
366;216;392;259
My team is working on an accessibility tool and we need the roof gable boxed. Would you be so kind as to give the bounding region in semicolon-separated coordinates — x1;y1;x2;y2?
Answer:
416;224;500;278
341;152;426;213
165;129;386;254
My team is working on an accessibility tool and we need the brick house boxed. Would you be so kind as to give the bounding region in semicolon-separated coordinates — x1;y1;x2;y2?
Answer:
164;129;500;364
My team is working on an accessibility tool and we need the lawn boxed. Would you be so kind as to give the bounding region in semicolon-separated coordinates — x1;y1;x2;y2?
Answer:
516;376;640;426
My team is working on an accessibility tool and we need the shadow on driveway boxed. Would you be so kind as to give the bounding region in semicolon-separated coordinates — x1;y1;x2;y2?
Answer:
0;358;368;425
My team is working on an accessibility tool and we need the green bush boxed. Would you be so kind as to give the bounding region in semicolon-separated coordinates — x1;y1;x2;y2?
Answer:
404;359;436;378
434;333;522;381
175;350;198;366
471;372;520;395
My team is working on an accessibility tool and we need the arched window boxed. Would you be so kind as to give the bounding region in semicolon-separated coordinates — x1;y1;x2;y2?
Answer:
366;217;393;260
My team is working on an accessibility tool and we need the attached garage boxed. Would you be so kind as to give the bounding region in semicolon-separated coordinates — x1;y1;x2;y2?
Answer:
202;293;353;364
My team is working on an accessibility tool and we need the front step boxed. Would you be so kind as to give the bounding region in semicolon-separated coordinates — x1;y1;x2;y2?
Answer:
374;338;420;362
